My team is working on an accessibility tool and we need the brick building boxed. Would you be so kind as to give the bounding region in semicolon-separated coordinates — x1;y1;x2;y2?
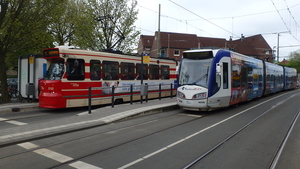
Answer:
137;32;274;62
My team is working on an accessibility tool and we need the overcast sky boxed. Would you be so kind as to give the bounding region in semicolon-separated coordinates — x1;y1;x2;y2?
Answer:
135;0;300;61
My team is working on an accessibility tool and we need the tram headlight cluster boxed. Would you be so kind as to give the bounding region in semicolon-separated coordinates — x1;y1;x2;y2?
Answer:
177;91;186;99
192;92;207;99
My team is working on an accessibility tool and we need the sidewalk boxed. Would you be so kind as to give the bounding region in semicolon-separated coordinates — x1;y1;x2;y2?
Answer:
0;102;40;114
0;98;179;146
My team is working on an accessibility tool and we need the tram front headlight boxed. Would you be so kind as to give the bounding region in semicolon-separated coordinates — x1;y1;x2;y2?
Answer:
177;91;186;99
192;92;207;99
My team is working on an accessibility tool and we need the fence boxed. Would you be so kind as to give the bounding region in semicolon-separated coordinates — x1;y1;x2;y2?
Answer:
88;83;175;114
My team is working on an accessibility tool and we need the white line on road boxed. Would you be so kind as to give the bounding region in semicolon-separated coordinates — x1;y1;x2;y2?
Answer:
0;117;27;125
69;161;103;169
18;142;102;169
6;120;27;125
0;117;7;121
34;148;73;163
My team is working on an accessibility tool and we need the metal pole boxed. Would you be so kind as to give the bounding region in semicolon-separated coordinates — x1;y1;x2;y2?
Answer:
140;53;143;104
277;33;279;63
111;86;115;108
141;54;143;84
146;90;148;102
130;85;133;104
159;83;161;100
157;4;161;58
88;87;92;114
171;83;173;98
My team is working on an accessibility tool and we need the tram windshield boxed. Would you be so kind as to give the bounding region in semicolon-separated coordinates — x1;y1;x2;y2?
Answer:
178;58;213;88
44;59;64;80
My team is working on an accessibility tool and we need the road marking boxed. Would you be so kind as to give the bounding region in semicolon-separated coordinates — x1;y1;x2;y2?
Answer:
18;142;39;149
118;93;289;169
34;148;73;163
0;117;7;121
6;120;27;125
0;117;27;125
18;142;102;169
18;142;72;163
69;161;102;169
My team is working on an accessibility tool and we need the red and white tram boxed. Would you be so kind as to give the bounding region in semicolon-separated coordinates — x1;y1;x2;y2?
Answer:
39;47;178;108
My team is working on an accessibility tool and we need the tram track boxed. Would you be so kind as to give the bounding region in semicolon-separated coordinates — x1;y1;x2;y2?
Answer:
46;91;299;169
1;91;299;168
0;111;204;163
269;110;300;169
182;93;300;169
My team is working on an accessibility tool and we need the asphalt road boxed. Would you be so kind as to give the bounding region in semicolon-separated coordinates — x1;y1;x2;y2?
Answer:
0;90;300;169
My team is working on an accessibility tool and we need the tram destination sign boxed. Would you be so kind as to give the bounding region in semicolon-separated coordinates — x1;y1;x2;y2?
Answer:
183;51;213;59
43;48;60;58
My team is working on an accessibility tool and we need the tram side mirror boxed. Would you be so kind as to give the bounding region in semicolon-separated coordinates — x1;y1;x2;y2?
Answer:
216;63;221;75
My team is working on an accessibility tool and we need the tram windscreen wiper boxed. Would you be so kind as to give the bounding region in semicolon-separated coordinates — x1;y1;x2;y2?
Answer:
191;66;209;85
191;74;208;85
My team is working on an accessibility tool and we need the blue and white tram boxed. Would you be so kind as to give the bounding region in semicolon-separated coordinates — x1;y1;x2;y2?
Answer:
177;49;297;111
283;66;297;90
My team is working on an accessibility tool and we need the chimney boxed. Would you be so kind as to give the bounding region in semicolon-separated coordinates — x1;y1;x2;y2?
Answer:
241;34;245;41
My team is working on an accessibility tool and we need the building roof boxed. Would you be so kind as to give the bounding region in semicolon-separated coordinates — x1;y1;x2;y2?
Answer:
138;32;273;61
227;34;272;56
198;37;226;49
156;32;199;49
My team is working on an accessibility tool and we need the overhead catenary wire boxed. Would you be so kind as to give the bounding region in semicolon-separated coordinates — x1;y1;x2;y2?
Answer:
271;0;300;44
168;0;239;38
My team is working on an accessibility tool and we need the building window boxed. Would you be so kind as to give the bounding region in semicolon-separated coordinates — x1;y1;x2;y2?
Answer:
174;49;180;56
160;49;166;57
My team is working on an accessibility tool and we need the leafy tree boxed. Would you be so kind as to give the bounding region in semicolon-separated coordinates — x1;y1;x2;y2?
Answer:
0;0;62;102
0;0;140;102
287;49;300;73
76;0;140;53
47;0;80;46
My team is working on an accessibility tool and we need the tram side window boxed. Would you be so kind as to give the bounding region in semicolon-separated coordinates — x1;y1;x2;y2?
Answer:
149;65;159;79
103;61;119;80
90;60;100;80
223;63;228;89
241;66;247;87
161;65;170;79
121;62;134;80
67;58;85;80
136;63;148;80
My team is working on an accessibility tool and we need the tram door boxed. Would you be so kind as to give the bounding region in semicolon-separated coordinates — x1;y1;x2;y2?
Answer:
208;58;231;108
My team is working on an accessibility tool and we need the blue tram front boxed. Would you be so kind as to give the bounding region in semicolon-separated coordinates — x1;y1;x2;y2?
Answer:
177;49;232;111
